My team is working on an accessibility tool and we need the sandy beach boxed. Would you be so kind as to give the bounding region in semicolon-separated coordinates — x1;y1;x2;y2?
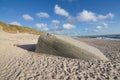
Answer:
0;31;120;80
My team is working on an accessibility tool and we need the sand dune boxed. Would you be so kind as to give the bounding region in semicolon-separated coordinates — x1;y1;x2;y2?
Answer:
0;31;120;80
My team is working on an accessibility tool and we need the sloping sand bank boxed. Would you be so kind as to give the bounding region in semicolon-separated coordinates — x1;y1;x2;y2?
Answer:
0;31;119;80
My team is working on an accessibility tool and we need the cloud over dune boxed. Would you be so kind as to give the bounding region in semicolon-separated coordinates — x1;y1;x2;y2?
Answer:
36;23;48;31
10;21;22;26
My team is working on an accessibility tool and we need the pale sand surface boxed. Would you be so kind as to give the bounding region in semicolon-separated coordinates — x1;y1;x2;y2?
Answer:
0;31;120;80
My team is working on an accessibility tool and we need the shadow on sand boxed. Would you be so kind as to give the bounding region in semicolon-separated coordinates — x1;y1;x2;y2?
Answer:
17;44;36;52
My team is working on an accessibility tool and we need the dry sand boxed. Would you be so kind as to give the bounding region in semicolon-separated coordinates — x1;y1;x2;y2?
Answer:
0;31;120;80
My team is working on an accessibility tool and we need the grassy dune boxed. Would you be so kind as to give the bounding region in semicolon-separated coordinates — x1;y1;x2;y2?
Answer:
0;21;44;35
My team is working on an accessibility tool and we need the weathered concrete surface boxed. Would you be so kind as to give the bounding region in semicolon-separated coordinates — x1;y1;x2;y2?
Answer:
35;33;108;61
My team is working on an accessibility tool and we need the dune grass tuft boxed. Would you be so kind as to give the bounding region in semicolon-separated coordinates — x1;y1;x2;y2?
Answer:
0;21;44;35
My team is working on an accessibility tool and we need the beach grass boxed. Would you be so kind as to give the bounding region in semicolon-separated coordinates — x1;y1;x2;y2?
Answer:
0;21;44;35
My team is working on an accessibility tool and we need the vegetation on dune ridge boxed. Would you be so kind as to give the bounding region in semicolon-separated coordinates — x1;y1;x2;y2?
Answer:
0;21;44;35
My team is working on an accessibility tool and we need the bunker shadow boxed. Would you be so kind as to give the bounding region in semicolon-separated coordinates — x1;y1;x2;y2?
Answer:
17;44;36;52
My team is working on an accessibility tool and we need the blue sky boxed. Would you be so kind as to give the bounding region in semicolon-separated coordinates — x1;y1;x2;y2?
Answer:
0;0;120;36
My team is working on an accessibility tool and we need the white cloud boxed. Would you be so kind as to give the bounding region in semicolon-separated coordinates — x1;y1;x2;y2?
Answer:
36;12;50;18
77;10;97;22
22;14;34;21
52;20;60;24
98;15;106;20
107;13;114;18
95;26;102;32
63;23;76;29
102;23;108;28
10;21;21;26
77;10;114;22
52;26;59;30
36;23;48;31
36;23;47;28
94;23;108;32
98;13;114;20
42;27;49;31
54;4;69;17
66;16;76;24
